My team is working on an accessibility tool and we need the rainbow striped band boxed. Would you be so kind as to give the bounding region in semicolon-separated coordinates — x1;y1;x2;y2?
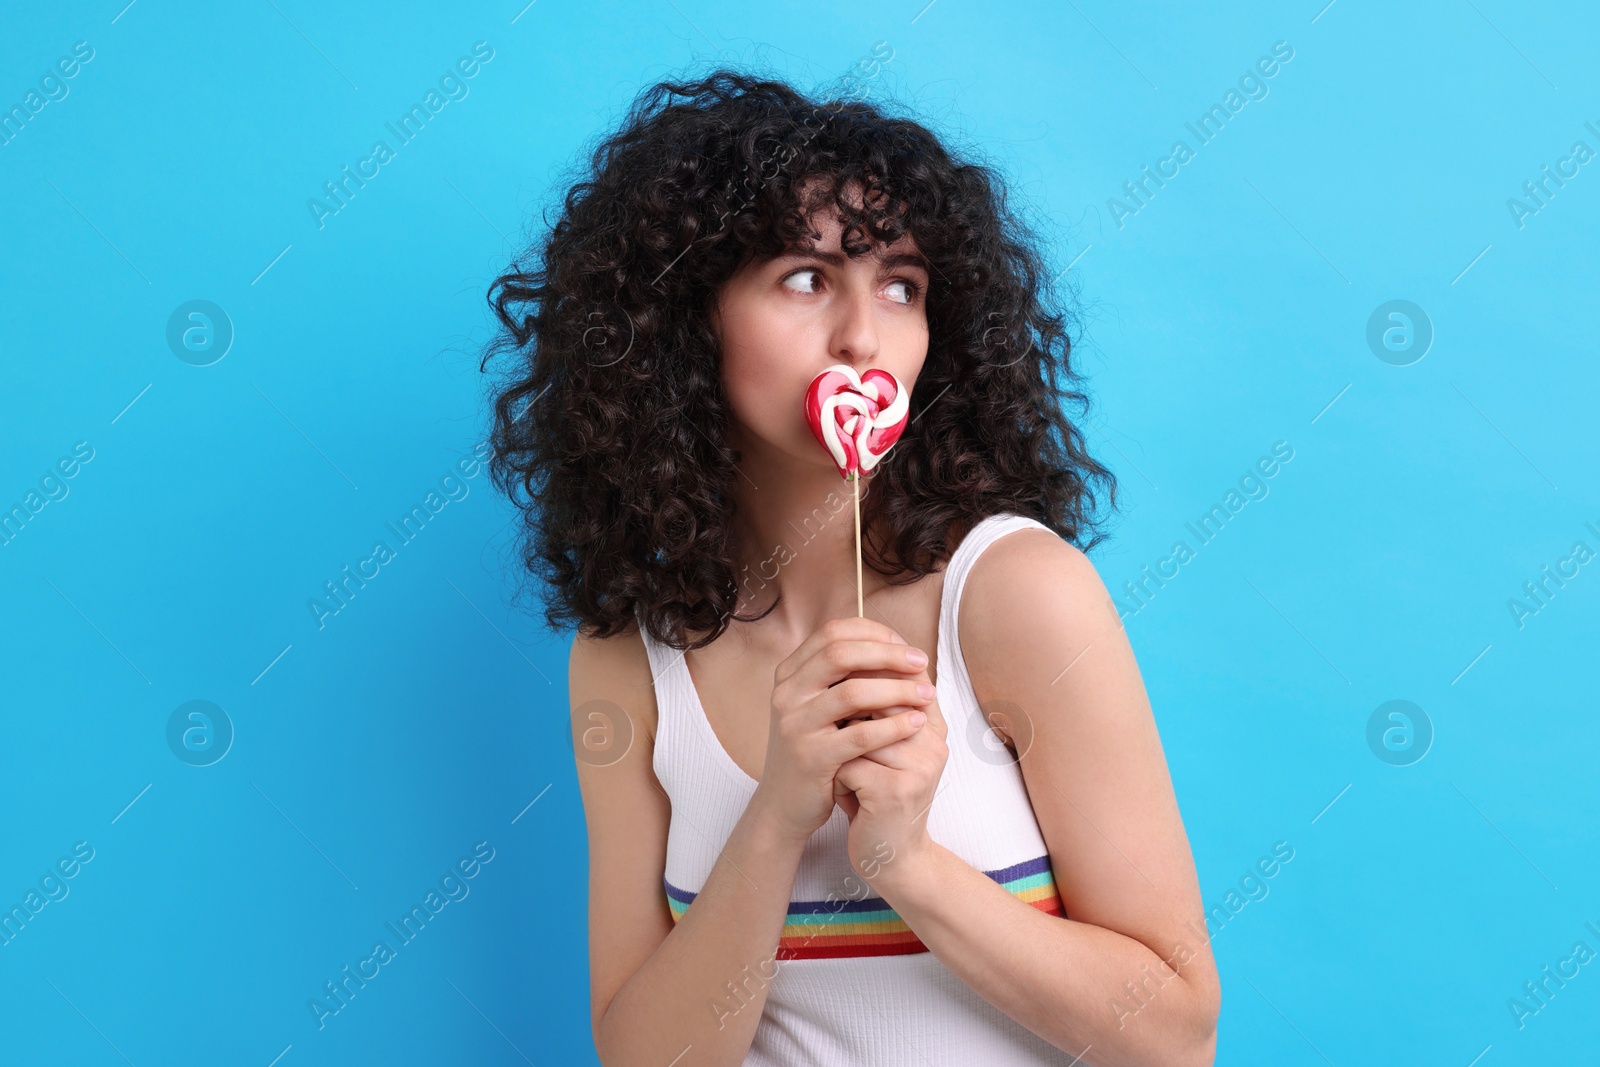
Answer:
664;854;1065;960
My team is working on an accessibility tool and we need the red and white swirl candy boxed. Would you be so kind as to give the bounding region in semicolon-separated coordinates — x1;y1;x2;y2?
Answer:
803;364;910;479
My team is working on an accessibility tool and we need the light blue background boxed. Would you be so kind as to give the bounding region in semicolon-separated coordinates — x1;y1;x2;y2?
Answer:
2;1;1595;1064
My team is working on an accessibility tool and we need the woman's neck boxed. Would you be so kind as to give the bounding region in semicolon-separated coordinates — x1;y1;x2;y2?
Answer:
724;441;898;641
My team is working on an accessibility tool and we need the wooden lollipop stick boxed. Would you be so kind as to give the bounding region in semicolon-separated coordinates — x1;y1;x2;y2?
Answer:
854;471;863;617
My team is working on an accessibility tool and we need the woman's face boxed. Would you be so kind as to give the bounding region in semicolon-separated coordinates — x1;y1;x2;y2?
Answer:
710;199;930;474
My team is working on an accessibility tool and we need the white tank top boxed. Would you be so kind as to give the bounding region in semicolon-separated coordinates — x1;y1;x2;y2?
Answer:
637;513;1080;1065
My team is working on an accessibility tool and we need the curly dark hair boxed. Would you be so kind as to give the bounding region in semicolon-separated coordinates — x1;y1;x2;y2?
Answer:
480;65;1119;653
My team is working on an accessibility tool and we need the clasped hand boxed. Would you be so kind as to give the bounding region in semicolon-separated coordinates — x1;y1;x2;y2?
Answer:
760;617;949;890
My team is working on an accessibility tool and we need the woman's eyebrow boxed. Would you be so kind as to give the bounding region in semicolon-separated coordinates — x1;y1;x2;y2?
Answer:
776;247;929;273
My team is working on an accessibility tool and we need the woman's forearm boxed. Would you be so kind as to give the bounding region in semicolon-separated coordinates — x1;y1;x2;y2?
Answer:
873;842;1218;1067
596;793;807;1067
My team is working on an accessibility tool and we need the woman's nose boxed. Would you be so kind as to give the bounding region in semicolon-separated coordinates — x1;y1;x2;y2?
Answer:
829;288;880;364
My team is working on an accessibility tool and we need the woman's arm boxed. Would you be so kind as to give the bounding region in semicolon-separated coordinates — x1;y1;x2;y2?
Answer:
865;531;1220;1067
570;628;807;1067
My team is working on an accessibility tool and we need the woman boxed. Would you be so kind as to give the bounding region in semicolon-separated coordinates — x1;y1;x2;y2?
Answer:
483;68;1220;1066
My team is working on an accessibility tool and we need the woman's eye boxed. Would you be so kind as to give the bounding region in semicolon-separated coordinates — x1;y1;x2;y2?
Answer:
886;279;921;304
782;268;822;293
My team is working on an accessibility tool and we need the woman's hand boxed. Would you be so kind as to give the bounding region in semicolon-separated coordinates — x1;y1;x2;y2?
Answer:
833;664;949;888
753;617;936;846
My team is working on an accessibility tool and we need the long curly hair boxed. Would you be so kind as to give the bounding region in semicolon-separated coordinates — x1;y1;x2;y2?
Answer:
480;66;1119;652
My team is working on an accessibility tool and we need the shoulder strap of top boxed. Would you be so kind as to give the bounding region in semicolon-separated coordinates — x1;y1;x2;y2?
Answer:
632;607;681;771
937;513;1059;690
633;605;667;674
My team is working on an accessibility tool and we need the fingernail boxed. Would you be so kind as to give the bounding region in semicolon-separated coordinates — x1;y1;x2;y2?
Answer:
909;711;927;726
916;683;935;699
906;648;928;667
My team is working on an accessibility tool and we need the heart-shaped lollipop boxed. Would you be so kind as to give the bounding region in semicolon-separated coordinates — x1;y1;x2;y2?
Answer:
803;365;910;480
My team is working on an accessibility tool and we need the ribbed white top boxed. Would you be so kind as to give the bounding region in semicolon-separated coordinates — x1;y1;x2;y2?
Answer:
637;513;1080;1065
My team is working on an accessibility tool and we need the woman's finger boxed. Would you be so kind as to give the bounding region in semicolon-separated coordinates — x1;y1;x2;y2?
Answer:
778;617;909;687
836;753;892;798
808;677;933;730
853;735;918;770
788;638;930;700
826;708;926;766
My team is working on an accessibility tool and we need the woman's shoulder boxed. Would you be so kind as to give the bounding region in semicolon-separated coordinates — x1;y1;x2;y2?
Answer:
568;618;660;755
963;520;1098;612
956;525;1118;748
960;522;1113;663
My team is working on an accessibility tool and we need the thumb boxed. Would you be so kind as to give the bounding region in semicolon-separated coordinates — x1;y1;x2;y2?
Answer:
833;776;859;819
836;755;887;800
